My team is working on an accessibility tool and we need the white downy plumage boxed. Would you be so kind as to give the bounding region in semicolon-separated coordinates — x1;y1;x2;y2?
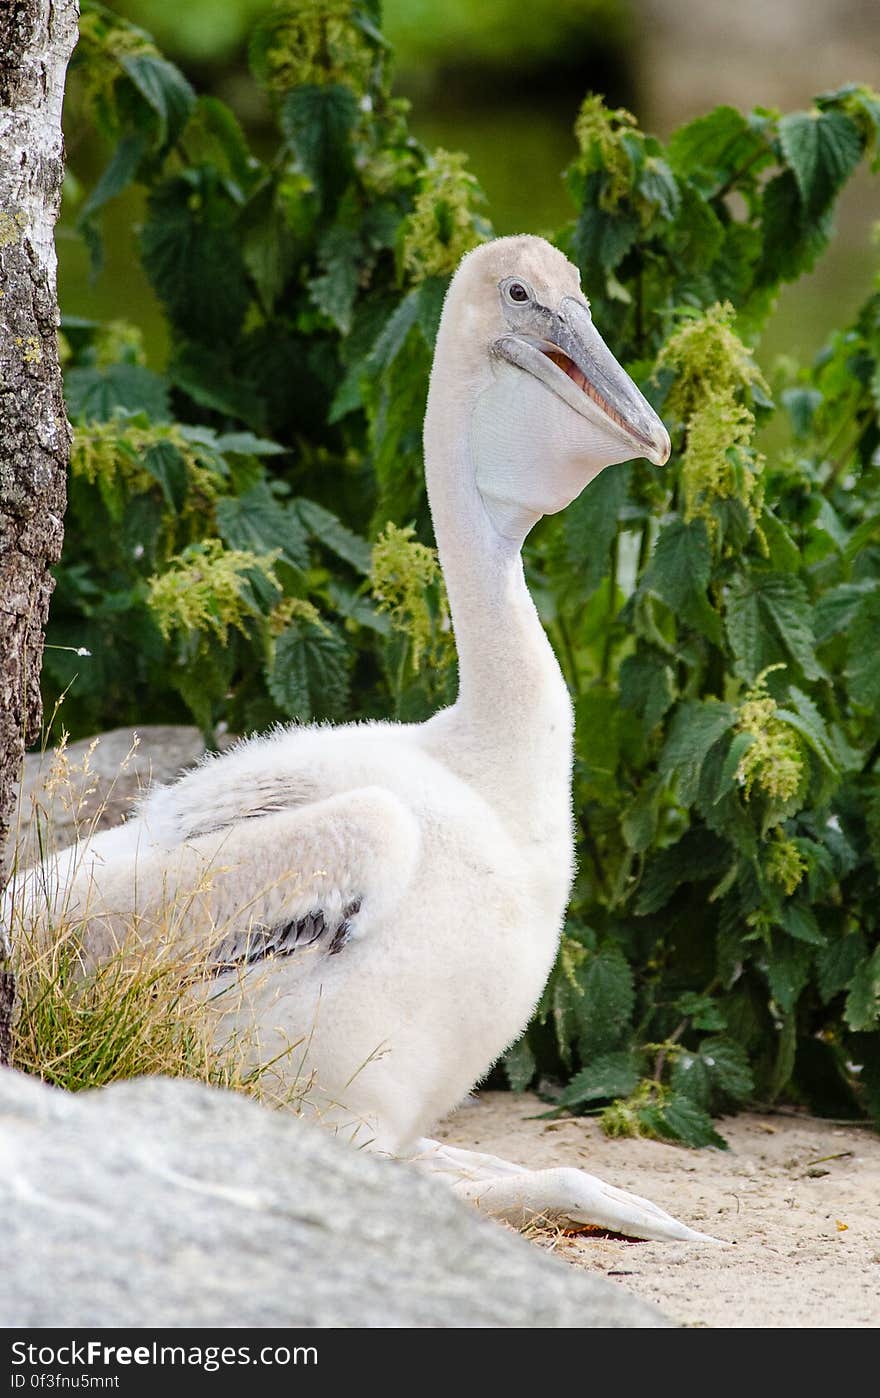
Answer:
10;236;718;1243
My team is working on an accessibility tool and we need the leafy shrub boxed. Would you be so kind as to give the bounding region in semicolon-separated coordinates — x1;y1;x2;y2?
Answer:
50;1;880;1141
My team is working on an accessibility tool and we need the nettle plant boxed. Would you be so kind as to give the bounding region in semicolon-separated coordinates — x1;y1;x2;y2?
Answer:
54;0;475;733
51;1;880;1142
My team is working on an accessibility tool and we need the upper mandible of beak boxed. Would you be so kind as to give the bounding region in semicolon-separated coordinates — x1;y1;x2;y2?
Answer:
552;297;671;465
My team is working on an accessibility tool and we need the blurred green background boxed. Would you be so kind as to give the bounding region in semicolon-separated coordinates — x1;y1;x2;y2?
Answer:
59;0;880;370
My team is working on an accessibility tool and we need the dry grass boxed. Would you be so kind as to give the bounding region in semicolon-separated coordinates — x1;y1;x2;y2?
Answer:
9;924;308;1105
4;726;313;1110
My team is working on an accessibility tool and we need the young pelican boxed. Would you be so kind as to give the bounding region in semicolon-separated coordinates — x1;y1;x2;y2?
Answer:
9;236;716;1243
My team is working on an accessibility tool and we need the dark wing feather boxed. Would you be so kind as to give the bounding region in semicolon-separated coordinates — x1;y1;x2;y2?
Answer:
210;898;361;977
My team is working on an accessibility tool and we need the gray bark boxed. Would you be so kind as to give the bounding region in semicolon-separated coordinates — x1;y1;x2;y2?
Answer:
0;0;79;1063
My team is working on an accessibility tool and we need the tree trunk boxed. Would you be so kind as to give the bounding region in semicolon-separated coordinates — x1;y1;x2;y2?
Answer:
0;0;79;1065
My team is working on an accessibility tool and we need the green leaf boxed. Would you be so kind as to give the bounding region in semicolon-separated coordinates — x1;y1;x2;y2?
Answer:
636;531;680;608
309;260;358;334
848;589;880;706
636;828;728;915
669;184;725;270
309;224;362;333
327;582;390;635
542;973;576;1068
699;1037;754;1101
670;1051;713;1109
725;571;821;681
119;53;195;148
214;432;286;458
142;441;188;513
757;170;833;286
775;688;840;773
814;581;878;644
812;498;850;552
547;975;577;1069
563;465;628;595
368;290;422;372
241;185;296;315
816;934;867;1003
184;95;255;188
825;822;860;880
764;934;813;1013
574;946;635;1057
366;325;432;525
768;1011;797;1101
328;362;366;424
778;108;862;214
141;175;250;343
415;276;448;345
280;83;358;210
78;132;147;227
713;730;755;803
637;159;680;219
792;836;834;901
644;517;721;643
172;639;233;733
650;1094;727;1149
169;345;264;428
843;512;880;564
502;1036;536;1092
620;779;661;853
267;619;352;722
780;386;822;439
571;194;639;277
667;106;764;181
825;84;880;149
351;3;389;47
659;699;736;805
555;1052;640;1108
216;483;309;571
618;647;674;733
779;902;825;946
715;885;752;944
295;499;372;574
671;1037;752;1111
759;510;801;571
675;991;727;1031
844;948;880;1032
575;687;621;805
64;365;170;423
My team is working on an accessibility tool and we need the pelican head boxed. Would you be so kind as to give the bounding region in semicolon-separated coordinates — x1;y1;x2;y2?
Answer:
427;235;671;541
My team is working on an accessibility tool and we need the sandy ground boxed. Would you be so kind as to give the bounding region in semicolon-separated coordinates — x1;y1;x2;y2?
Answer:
436;1091;880;1328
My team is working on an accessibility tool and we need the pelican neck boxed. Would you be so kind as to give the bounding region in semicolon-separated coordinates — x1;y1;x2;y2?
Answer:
422;410;574;819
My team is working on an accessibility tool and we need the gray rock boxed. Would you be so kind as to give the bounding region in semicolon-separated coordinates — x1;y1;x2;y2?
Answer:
7;726;217;876
0;1072;672;1328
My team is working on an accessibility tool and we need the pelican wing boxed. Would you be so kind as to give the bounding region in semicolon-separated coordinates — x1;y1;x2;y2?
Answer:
64;785;421;974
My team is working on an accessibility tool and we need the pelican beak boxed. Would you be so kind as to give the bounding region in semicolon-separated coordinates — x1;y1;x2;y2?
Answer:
496;295;671;466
